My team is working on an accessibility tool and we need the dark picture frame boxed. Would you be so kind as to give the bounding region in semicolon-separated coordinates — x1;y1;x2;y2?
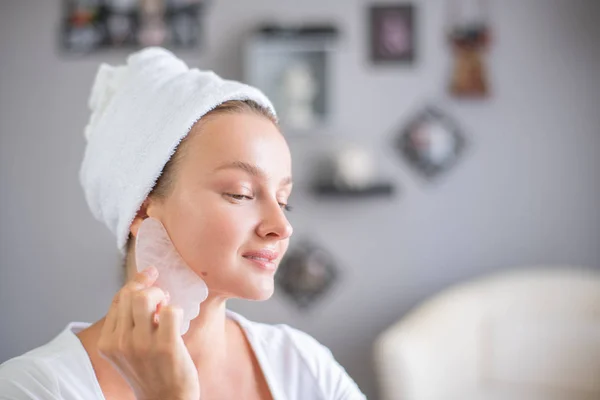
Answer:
60;0;205;54
369;4;416;63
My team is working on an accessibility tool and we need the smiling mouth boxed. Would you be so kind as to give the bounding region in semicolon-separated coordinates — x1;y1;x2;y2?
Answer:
243;255;277;272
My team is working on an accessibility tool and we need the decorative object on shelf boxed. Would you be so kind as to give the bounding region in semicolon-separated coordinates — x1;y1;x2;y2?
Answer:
332;145;376;190
60;0;205;54
395;106;467;180
244;25;339;133
369;4;415;64
447;0;492;98
276;241;339;309
312;144;395;198
280;61;319;131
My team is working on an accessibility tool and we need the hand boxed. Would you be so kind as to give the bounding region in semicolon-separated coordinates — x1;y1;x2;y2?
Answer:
98;267;200;400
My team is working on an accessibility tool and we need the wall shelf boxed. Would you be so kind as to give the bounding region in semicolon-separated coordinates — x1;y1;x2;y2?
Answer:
313;182;395;198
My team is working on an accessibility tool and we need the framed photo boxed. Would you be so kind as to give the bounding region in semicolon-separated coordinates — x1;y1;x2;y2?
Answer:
369;4;415;63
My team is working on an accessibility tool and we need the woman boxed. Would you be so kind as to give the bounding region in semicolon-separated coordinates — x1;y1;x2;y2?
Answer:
0;48;366;400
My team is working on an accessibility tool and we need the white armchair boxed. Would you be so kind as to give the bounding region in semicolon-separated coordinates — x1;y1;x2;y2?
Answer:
373;267;600;400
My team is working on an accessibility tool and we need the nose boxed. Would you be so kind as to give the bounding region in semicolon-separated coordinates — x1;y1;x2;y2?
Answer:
256;198;293;240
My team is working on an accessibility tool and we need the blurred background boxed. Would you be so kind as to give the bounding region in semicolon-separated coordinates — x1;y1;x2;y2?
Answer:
1;1;599;399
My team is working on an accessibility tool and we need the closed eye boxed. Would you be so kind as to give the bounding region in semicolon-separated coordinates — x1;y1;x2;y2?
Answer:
226;194;253;201
226;193;292;212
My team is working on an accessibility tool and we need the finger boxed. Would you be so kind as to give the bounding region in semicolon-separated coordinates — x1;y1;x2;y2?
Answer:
131;287;167;330
157;305;183;340
116;267;159;331
154;291;170;325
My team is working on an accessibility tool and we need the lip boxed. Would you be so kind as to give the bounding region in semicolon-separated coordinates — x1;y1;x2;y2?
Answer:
242;249;279;272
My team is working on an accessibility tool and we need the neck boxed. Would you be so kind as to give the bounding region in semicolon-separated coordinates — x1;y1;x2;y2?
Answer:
182;294;231;367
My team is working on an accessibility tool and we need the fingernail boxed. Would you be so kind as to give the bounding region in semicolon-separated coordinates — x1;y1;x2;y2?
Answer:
143;266;157;278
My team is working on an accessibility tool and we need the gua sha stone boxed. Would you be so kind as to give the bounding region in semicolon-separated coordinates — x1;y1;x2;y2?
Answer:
135;217;209;335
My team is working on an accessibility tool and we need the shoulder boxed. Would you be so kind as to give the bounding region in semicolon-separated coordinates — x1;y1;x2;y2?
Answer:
232;311;331;366
231;312;366;399
0;351;61;398
0;323;101;400
246;316;328;354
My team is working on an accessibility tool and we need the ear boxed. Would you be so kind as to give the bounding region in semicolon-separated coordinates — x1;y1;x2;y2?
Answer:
129;198;161;238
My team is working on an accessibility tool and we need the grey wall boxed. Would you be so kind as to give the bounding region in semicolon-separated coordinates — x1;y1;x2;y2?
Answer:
1;1;599;399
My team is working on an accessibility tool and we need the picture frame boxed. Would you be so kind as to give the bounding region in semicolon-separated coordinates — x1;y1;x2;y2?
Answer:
369;4;416;64
244;25;339;134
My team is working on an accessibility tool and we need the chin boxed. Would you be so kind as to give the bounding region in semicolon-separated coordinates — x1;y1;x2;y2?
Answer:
240;282;275;301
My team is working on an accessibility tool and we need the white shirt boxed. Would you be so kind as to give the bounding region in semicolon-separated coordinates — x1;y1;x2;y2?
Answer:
0;310;366;400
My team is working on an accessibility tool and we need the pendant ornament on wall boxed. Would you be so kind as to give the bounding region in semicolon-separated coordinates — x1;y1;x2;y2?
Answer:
276;241;338;310
447;0;492;98
395;106;467;180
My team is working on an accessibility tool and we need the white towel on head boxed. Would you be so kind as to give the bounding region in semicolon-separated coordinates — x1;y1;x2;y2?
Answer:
79;47;276;254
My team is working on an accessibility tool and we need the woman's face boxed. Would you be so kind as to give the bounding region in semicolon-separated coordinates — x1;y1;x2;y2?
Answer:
146;112;293;301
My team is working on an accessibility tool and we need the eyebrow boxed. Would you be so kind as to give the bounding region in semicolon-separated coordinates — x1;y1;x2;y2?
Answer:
214;161;293;186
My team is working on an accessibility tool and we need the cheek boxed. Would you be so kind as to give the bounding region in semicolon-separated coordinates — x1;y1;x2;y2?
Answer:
164;197;257;274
